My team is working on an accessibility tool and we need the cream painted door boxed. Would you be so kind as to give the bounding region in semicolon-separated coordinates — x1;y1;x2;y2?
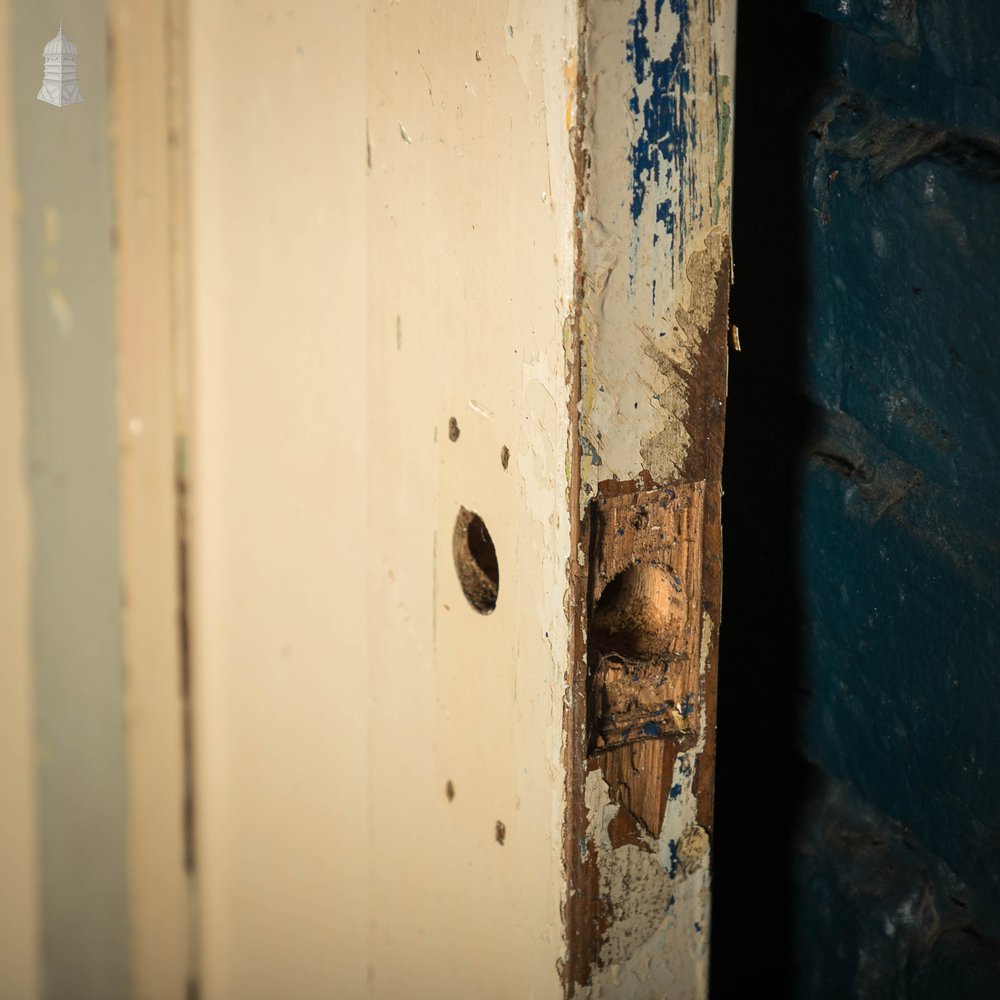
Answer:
189;1;734;998
189;2;572;995
187;3;734;997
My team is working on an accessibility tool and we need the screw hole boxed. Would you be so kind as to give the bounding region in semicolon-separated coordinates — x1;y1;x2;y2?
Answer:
453;507;499;613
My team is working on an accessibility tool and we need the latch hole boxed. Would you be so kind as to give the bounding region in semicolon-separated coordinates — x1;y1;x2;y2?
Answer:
453;507;499;614
590;563;683;660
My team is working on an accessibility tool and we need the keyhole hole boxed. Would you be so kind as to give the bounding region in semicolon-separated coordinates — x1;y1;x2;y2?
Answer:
453;507;500;614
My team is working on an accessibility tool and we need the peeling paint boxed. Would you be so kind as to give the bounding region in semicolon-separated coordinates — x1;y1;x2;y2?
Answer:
579;1;733;495
567;0;735;994
626;1;688;251
578;611;714;998
468;398;495;420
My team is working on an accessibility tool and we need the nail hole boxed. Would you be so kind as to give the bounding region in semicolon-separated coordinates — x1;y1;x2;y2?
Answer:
495;820;506;845
590;563;685;660
453;507;499;614
500;445;510;469
448;416;460;441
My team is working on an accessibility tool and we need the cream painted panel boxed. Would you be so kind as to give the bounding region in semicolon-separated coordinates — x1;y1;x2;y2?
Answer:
0;2;41;996
109;2;192;996
188;3;368;997
365;3;576;997
190;0;577;996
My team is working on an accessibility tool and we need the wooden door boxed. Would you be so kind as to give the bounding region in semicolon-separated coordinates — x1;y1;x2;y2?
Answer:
1;2;735;998
187;3;734;996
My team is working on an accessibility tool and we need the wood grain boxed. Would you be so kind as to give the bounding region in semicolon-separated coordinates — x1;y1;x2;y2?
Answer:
586;484;706;752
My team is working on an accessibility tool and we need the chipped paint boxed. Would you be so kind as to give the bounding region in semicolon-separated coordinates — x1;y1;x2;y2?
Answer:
567;0;735;994
579;0;734;494
579;611;714;998
468;398;496;420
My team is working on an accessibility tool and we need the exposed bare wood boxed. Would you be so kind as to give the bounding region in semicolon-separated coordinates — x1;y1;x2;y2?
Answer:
601;722;697;843
586;483;706;753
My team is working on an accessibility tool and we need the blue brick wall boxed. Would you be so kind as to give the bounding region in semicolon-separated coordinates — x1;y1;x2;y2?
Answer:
714;3;1000;995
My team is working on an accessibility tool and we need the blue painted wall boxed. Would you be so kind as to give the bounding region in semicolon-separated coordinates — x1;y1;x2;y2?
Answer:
714;2;1000;996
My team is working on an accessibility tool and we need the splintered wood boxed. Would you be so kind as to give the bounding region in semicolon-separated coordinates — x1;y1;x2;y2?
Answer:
586;482;706;754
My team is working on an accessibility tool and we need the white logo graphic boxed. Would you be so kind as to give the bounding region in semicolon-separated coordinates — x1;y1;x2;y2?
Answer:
37;23;82;107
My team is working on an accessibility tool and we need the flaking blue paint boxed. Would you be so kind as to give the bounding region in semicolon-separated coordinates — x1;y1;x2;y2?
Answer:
626;0;692;280
581;435;604;468
668;838;680;878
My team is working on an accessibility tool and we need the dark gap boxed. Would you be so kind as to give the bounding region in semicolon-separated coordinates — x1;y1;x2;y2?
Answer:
711;7;828;997
466;514;499;590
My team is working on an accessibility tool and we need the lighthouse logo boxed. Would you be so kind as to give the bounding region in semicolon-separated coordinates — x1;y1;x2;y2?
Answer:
37;23;82;107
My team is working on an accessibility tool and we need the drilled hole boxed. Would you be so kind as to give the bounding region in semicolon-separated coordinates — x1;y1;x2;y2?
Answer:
590;563;684;660
453;507;499;613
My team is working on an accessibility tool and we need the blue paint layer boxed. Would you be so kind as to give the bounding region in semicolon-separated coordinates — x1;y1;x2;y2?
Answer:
626;0;692;265
668;838;680;879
